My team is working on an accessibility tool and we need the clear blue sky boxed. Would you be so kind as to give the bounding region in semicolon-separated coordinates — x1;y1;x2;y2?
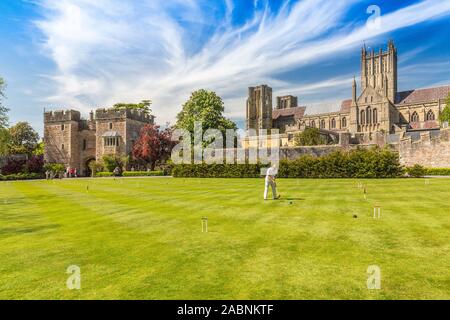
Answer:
1;0;450;135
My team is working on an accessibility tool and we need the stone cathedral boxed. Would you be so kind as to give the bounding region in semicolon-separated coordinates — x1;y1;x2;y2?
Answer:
246;40;450;146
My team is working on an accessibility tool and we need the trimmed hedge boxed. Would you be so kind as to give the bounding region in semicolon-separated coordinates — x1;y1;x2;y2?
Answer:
95;171;165;177
122;171;165;177
172;148;403;179
280;148;402;178
425;168;450;176
0;173;44;181
95;172;114;177
172;163;263;178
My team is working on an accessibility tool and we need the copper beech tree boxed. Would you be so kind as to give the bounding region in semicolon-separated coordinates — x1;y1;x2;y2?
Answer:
132;124;175;171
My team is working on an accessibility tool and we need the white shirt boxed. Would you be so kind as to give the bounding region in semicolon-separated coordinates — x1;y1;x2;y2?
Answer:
265;167;277;183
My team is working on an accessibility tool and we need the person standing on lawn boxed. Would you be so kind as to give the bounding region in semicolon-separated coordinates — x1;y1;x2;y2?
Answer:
264;163;280;200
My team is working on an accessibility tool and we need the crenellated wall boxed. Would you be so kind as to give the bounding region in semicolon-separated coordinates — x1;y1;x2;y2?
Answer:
95;108;154;123
44;110;81;123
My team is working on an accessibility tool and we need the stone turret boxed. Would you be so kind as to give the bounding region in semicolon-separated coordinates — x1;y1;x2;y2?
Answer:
44;110;81;123
246;85;273;131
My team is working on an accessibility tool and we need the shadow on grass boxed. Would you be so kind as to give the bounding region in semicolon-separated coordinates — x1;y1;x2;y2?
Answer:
0;224;59;236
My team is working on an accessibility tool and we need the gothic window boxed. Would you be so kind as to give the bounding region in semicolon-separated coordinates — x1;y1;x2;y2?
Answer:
61;124;65;131
109;122;113;130
411;111;419;123
61;144;65;150
311;120;316;128
104;137;120;147
341;117;347;128
320;120;325;129
366;106;372;124
373;109;378;124
361;110;366;124
83;139;87;151
331;118;336;129
426;110;435;121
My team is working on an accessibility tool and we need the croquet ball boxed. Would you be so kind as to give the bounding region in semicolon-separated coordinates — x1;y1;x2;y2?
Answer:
353;215;358;218
289;201;293;205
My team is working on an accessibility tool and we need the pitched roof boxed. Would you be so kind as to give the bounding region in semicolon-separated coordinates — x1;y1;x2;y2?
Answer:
396;85;450;105
340;99;352;113
272;106;306;120
102;131;121;137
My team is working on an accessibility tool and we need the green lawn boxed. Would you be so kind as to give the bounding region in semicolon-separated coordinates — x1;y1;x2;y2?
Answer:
0;177;449;300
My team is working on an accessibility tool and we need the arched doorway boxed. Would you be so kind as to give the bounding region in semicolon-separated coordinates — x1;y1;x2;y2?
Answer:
85;158;96;177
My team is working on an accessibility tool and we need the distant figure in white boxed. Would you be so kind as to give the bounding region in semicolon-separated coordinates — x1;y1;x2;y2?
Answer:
264;164;280;200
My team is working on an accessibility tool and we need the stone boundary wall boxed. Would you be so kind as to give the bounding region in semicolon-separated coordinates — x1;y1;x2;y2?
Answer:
280;130;450;168
204;129;450;168
280;145;343;159
397;128;450;168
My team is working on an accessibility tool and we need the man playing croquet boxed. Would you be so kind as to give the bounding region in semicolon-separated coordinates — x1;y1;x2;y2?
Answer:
264;163;280;200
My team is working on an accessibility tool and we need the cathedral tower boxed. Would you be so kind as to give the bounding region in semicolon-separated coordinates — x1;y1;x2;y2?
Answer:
246;85;273;130
361;40;397;103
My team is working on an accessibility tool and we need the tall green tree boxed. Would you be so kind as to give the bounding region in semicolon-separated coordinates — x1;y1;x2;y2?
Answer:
439;92;450;124
175;89;237;136
0;77;9;129
0;128;10;156
113;100;152;115
7;122;39;155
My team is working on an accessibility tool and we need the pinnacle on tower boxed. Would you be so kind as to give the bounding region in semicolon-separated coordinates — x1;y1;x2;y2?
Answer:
352;76;357;102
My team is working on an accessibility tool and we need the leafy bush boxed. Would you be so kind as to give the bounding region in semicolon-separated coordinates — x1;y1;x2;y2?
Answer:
0;158;26;175
88;161;103;177
122;171;164;177
0;172;44;181
102;155;128;172
95;172;114;177
24;155;44;174
44;163;65;173
294;127;328;146
1;155;44;175
424;168;450;176
172;147;403;179
406;164;426;178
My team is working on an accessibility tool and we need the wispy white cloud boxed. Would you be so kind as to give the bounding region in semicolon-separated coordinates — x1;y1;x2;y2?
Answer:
34;0;450;124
